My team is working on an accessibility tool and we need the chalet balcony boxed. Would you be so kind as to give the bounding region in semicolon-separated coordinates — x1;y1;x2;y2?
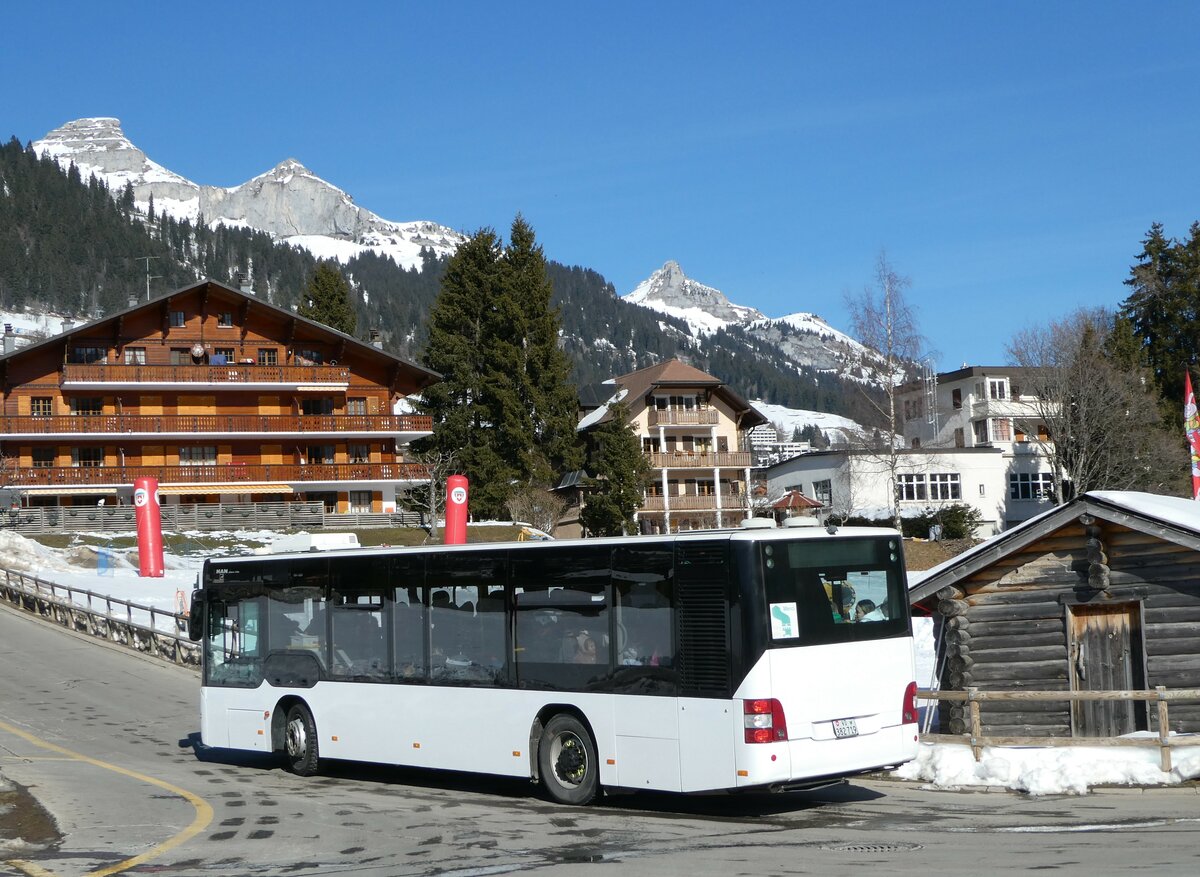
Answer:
647;451;752;469
640;494;746;512
60;363;351;389
4;462;430;489
0;413;432;439
647;408;720;427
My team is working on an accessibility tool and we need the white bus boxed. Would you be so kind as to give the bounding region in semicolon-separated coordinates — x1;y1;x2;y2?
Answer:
189;525;918;804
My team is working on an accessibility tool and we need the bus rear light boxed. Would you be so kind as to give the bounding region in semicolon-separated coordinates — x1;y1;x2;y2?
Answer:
901;681;918;725
743;699;788;743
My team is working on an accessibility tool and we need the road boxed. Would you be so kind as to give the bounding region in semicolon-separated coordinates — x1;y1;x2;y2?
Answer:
1;603;1198;877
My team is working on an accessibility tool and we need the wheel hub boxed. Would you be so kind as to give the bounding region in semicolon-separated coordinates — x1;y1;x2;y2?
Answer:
286;717;307;757
554;734;587;786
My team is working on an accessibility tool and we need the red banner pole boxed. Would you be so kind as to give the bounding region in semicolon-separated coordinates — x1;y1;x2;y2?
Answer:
444;475;469;545
134;477;165;577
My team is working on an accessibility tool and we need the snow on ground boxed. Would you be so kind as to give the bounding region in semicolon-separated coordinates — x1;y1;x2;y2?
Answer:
2;529;1197;796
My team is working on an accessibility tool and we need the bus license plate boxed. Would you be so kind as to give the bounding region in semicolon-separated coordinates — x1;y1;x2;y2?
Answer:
832;718;858;739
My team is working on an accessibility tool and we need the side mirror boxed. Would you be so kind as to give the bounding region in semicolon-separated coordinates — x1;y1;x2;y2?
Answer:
187;589;205;642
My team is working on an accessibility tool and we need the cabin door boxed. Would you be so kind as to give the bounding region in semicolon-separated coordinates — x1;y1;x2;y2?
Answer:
1066;602;1146;737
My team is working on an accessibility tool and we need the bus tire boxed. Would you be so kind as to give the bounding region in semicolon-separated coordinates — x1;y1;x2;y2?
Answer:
537;714;598;805
284;704;320;776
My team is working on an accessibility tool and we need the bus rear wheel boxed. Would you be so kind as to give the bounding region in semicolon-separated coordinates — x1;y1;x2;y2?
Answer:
538;714;598;805
284;704;320;776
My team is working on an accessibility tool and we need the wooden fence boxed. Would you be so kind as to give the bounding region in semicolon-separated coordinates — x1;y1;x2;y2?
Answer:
0;568;199;668
918;687;1200;772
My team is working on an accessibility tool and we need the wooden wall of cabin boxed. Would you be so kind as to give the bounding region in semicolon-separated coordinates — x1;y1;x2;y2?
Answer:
936;519;1200;737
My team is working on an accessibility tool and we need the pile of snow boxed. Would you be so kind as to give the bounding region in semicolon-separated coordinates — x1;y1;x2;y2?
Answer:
750;399;866;445
894;737;1200;796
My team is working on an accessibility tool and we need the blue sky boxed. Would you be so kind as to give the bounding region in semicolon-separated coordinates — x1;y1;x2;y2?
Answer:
5;1;1200;371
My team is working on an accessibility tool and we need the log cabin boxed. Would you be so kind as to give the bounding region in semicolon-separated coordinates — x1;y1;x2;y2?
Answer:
909;491;1200;738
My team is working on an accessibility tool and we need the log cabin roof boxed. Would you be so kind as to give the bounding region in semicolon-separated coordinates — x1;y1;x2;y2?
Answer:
909;490;1200;605
0;278;441;390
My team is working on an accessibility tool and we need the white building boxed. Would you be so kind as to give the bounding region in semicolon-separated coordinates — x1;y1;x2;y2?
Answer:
765;366;1057;535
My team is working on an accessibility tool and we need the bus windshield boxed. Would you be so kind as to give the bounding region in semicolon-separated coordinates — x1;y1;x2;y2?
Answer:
761;536;909;646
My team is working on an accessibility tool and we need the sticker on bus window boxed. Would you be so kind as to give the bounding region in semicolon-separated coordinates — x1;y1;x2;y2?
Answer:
770;602;799;639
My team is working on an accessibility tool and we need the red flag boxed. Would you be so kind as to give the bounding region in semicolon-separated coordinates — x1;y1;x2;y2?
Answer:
1186;372;1200;500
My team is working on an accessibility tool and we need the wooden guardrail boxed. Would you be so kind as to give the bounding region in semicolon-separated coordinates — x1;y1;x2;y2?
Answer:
918;687;1200;772
0;568;200;669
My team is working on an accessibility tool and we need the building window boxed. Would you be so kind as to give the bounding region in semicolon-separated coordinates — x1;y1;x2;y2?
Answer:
170;311;186;328
32;448;54;468
70;346;106;364
346;397;367;416
217;312;233;328
349;491;372;513
212;347;235;365
973;420;988;444
179;446;217;466
929;473;961;501
812;479;832;507
349;444;370;464
306;445;335;464
297;348;323;364
72;447;104;468
301;398;335;416
124;347;146;365
991;418;1012;442
70;398;103;415
988;379;1007;400
31;397;52;417
1010;472;1055;500
258;348;278;366
170;348;193;365
954;428;965;448
952;388;962;409
897;474;928;502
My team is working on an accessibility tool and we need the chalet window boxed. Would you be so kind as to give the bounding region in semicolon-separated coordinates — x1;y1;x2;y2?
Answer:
645;481;664;497
31;397;52;417
349;491;372;513
1010;472;1054;500
170;311;186;328
349;444;370;464
217;312;233;328
297;348;323;364
70;398;103;415
170;348;193;365
179;446;217;466
212;347;235;365
346;397;367;416
811;479;832;506
929;473;961;501
257;348;278;366
70;346;105;364
306;445;335;464
301;398;335;416
72;447;104;468
32;448;54;468
897;474;928;502
124;347;146;365
951;388;962;409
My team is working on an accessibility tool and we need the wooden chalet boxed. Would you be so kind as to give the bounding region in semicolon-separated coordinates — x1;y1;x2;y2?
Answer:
0;279;439;513
909;491;1200;738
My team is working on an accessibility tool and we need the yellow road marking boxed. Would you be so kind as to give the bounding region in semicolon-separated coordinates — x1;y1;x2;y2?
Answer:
0;717;213;877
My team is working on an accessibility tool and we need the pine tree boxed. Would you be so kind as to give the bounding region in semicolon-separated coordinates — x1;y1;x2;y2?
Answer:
298;261;357;335
579;401;651;536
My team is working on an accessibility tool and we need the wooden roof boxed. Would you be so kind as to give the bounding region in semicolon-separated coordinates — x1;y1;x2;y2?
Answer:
909;490;1200;604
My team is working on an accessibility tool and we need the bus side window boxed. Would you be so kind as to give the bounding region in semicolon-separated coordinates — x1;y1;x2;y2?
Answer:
393;586;426;680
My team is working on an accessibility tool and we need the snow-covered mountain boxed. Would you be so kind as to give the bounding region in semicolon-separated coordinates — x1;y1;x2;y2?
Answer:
33;118;464;271
623;261;891;385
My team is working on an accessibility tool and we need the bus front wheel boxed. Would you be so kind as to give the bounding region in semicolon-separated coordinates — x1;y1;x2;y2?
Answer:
284;704;320;776
538;714;598;805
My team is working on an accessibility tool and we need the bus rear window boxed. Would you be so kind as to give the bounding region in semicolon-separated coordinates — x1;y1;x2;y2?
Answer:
761;537;908;645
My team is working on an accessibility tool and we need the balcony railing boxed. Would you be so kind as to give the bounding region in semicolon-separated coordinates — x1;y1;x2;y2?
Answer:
4;462;430;488
0;413;432;436
640;494;746;511
647;408;720;426
61;363;351;385
647;451;752;469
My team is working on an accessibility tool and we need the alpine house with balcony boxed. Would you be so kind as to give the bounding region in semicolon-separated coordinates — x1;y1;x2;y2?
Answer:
0;279;439;512
578;359;768;533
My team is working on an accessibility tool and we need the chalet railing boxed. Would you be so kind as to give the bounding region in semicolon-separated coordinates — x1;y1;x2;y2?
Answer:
640;494;746;512
4;461;430;488
647;451;752;469
0;413;432;435
917;686;1200;772
61;363;351;384
647;408;720;426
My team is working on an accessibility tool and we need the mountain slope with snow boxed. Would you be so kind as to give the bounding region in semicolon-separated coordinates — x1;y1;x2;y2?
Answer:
32;118;464;271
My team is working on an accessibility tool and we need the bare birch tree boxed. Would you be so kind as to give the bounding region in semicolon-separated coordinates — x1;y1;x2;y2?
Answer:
844;253;927;530
1007;307;1184;500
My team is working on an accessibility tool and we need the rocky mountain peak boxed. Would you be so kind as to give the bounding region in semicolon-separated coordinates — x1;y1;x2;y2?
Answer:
623;261;766;335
